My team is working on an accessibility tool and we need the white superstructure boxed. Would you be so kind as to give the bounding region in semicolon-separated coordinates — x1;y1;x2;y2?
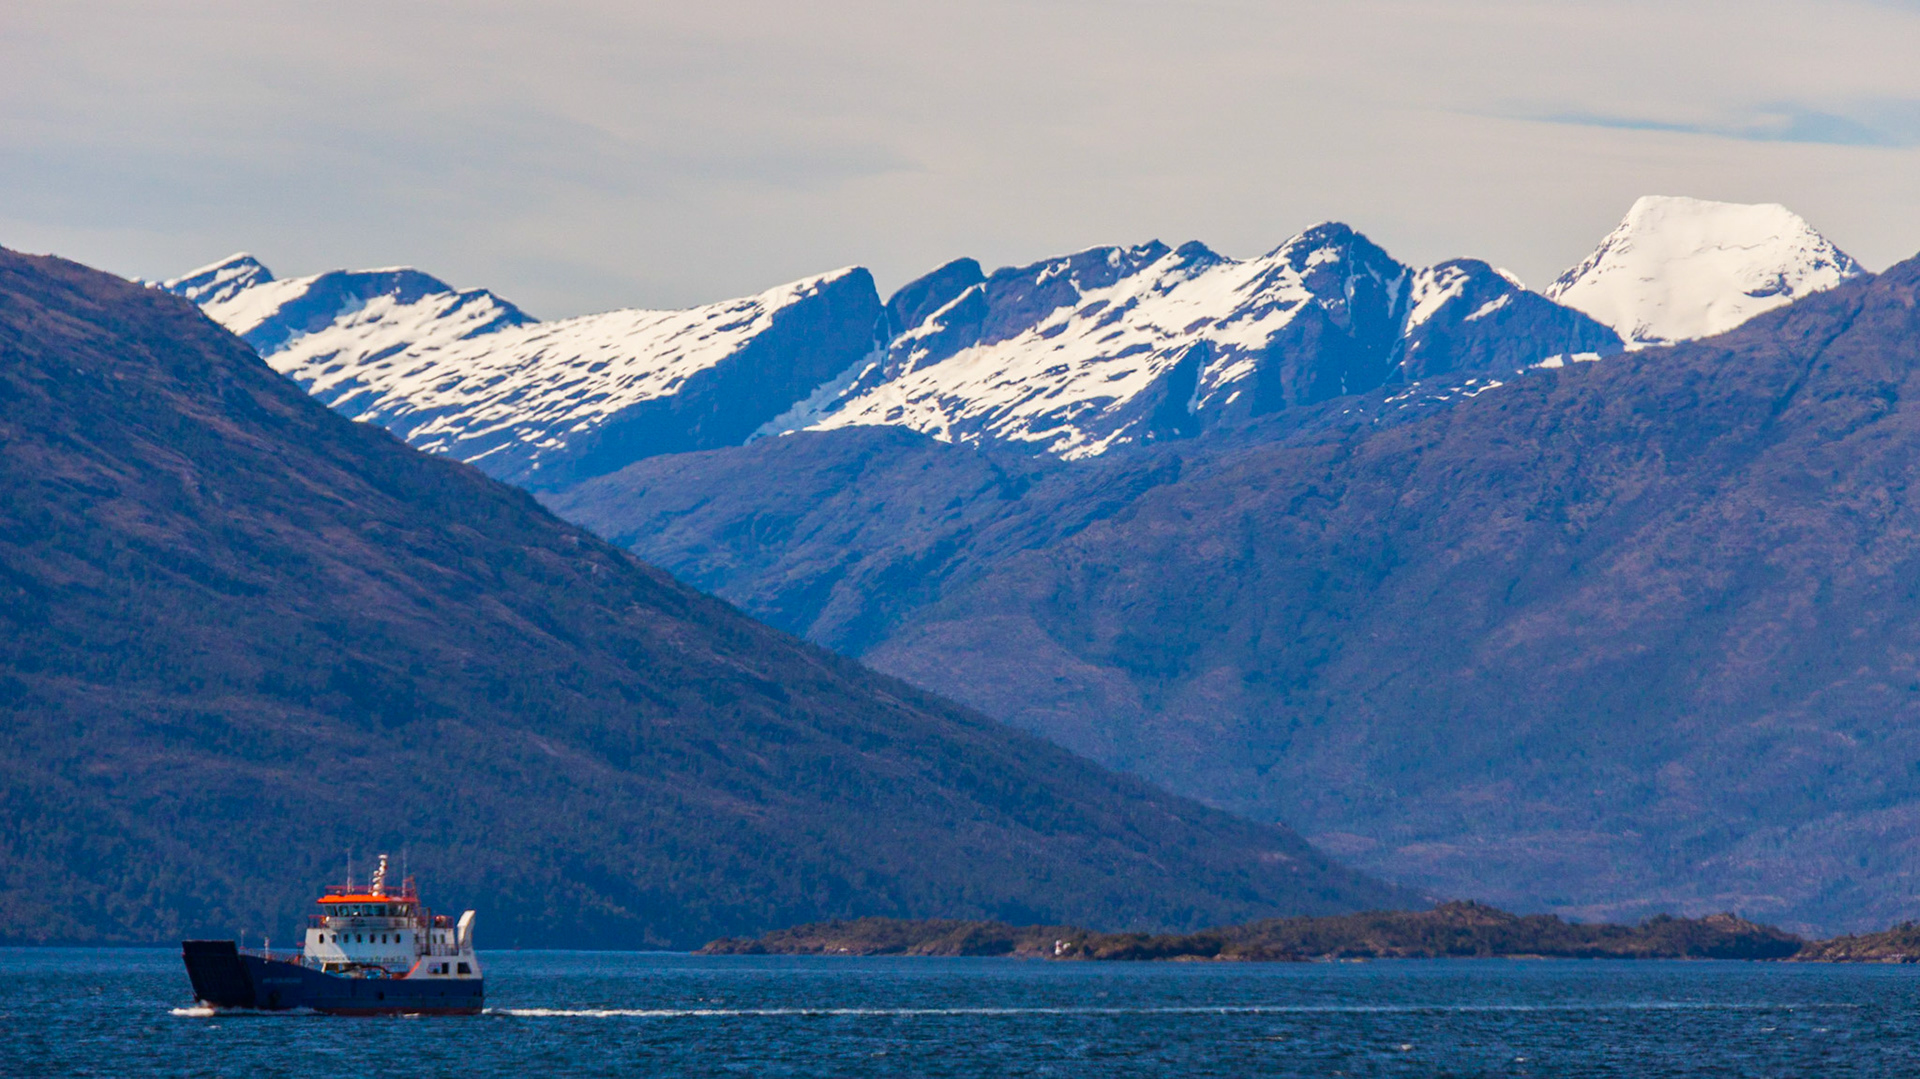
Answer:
299;854;480;981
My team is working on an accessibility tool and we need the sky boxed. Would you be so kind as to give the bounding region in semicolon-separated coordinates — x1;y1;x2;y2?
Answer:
3;0;1918;318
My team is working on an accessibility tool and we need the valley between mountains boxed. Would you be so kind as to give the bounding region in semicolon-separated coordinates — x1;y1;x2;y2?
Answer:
145;194;1920;937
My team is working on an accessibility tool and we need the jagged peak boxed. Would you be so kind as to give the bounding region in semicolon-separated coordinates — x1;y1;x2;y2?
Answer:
173;251;269;280
884;258;986;339
1262;223;1404;292
159;253;274;305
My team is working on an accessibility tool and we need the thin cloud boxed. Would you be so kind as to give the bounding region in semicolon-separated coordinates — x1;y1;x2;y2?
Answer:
4;1;1919;315
1534;104;1919;149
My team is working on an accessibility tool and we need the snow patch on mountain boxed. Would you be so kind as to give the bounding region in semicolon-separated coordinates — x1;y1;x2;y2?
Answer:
795;237;1322;458
342;269;863;458
782;231;1616;459
1404;263;1475;333
170;256;878;483
200;267;533;371
783;229;1405;458
161;253;274;305
1546;196;1862;349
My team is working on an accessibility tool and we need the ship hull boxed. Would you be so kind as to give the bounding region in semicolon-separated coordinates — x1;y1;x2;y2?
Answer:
182;940;483;1015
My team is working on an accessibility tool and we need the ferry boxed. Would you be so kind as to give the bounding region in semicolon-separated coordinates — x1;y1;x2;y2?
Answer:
181;854;482;1014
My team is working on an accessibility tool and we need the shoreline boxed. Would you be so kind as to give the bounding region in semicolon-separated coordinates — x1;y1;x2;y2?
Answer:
702;903;1920;964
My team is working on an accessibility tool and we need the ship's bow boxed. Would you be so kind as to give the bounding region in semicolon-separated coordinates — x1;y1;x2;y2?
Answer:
181;940;255;1008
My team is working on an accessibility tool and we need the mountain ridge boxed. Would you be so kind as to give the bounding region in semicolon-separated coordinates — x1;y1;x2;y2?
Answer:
555;252;1920;934
781;225;1622;459
161;197;1857;486
0;245;1415;947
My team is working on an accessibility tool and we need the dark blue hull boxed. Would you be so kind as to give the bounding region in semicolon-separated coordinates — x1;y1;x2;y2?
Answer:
182;940;482;1014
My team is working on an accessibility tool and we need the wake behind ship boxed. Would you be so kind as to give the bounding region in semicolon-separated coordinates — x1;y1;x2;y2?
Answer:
181;855;482;1014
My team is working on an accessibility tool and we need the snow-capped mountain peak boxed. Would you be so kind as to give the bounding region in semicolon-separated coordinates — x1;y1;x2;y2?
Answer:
1546;195;1862;349
166;258;883;487
160;253;273;305
192;265;533;360
779;225;1615;458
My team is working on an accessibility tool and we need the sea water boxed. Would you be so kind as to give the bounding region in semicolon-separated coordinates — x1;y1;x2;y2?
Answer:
2;948;1917;1077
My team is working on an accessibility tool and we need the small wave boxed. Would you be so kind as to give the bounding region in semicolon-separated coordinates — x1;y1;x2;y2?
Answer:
170;1006;217;1017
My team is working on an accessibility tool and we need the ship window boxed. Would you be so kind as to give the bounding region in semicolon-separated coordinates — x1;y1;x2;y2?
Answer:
457;963;471;975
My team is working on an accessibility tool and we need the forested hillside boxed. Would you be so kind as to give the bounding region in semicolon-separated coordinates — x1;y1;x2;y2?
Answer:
0;248;1413;948
555;255;1920;935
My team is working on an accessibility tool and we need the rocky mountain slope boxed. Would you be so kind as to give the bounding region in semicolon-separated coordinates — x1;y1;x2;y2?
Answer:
554;252;1920;936
140;198;1881;934
161;254;882;488
166;198;1859;480
166;223;1624;475
777;227;1621;458
0;247;1415;947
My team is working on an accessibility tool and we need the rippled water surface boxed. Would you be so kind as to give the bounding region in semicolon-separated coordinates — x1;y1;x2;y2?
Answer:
3;948;1917;1076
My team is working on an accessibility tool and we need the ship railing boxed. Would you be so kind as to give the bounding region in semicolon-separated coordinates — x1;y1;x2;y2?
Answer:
304;911;451;926
307;915;429;929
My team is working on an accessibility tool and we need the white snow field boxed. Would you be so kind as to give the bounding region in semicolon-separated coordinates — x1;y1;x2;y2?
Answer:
167;255;864;474
1546;196;1862;349
165;197;1859;472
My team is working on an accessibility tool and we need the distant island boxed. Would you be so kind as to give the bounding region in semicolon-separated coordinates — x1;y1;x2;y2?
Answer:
701;902;1920;963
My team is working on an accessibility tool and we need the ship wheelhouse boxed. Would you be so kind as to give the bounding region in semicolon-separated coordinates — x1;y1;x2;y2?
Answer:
300;854;479;980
